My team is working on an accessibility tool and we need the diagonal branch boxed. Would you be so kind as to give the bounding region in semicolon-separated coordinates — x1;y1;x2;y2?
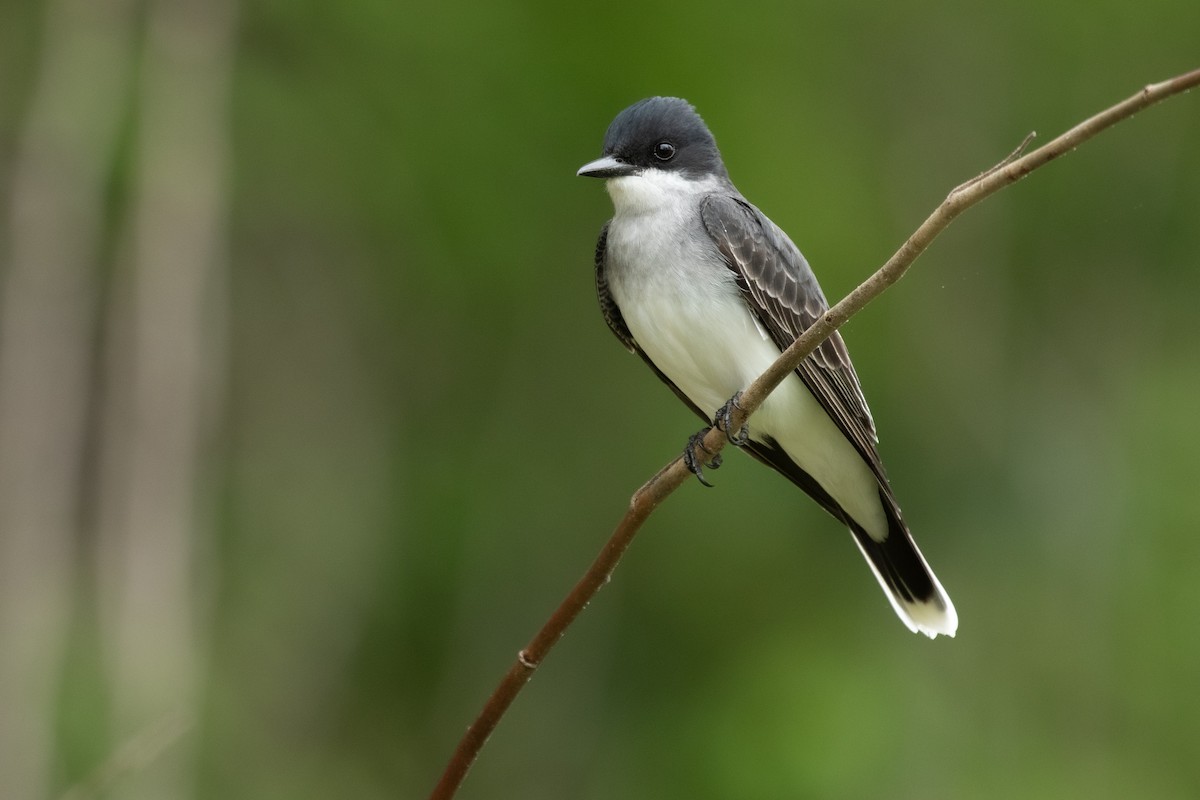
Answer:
427;67;1200;800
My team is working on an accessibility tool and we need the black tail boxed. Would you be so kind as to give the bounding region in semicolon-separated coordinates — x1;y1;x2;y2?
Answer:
846;493;956;638
744;439;957;637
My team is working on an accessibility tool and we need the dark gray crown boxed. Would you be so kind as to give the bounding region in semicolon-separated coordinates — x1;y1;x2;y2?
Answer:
600;97;729;180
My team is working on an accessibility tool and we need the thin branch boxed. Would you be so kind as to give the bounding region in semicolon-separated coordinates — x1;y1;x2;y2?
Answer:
951;130;1037;194
427;67;1200;800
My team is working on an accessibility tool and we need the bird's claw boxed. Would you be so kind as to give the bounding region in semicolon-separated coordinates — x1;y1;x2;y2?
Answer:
715;392;750;446
683;428;722;488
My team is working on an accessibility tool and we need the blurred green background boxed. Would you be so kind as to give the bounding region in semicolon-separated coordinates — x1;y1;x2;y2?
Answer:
1;0;1198;798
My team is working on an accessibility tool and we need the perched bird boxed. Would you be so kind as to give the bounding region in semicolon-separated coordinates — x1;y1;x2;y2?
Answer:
578;97;957;638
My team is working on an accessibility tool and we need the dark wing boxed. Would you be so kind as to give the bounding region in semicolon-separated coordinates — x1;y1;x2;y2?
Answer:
699;193;887;485
701;196;950;613
594;221;709;421
594;222;636;353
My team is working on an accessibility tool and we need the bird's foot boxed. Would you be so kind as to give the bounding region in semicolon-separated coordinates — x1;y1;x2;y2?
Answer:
683;428;722;488
715;392;750;446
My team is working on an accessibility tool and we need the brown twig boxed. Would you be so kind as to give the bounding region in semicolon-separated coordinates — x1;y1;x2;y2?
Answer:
427;67;1200;800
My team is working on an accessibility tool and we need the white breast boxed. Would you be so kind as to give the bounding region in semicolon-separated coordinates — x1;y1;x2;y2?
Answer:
603;170;887;538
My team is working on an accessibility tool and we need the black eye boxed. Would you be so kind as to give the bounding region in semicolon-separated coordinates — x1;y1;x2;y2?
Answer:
653;141;676;161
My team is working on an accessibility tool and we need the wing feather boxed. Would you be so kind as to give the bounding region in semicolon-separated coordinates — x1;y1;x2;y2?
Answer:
699;194;888;485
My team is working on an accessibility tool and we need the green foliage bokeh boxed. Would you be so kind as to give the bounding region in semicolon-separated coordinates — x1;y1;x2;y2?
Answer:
3;0;1199;798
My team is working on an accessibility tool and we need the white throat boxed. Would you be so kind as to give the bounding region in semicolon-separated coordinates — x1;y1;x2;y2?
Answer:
606;170;725;218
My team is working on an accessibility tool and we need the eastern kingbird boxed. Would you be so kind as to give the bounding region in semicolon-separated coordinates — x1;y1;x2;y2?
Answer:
578;97;957;638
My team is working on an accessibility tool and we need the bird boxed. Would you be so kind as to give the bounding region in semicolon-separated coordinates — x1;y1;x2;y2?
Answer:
577;97;957;638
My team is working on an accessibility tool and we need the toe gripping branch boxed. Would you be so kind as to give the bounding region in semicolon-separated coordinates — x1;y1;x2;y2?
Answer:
682;392;750;488
682;428;722;488
715;391;750;446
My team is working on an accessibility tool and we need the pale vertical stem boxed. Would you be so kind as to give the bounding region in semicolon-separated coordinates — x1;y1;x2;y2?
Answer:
0;1;138;797
93;0;237;796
